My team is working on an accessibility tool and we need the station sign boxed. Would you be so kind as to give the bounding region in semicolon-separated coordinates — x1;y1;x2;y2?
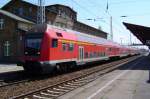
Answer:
146;40;150;45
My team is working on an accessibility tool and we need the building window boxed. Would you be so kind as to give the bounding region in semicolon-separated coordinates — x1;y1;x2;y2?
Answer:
4;41;10;56
19;7;24;16
55;22;67;28
0;19;4;30
52;39;58;48
13;8;19;14
48;21;52;25
29;7;32;13
62;11;67;19
58;10;62;16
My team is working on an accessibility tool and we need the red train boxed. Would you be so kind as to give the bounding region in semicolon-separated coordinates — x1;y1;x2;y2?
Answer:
20;24;139;73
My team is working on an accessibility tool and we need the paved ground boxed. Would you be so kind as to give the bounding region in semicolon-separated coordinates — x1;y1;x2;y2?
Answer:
0;64;23;73
59;55;150;99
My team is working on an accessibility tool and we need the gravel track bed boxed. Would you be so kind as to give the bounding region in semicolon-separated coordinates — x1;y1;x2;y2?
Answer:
0;56;138;99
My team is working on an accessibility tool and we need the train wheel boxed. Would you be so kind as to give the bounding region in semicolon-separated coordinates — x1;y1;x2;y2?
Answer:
70;62;76;69
63;64;68;72
60;64;67;73
56;64;61;72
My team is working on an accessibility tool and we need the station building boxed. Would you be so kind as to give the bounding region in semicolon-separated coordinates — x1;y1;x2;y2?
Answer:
0;0;108;62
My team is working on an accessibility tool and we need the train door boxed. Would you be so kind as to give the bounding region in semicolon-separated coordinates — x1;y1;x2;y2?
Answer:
79;46;84;61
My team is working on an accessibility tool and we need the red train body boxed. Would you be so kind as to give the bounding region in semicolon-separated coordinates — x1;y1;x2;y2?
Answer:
20;24;139;73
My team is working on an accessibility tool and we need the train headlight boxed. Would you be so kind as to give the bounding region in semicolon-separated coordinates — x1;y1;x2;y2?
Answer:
25;52;28;54
37;52;40;54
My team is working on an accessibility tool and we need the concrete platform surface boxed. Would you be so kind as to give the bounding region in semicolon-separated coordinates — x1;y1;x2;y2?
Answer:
0;64;23;73
59;56;150;99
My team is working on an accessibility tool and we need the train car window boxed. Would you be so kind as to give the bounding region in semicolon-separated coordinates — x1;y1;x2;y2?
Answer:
92;52;95;58
52;39;58;48
100;52;102;56
69;43;74;51
98;52;100;57
85;52;88;58
102;52;104;56
101;52;104;56
103;52;106;56
109;48;112;51
62;43;70;51
90;52;93;58
62;43;67;51
94;52;96;57
97;52;99;57
66;43;70;51
56;32;63;37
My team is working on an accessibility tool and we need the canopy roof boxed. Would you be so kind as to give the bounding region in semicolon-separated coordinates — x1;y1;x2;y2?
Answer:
123;22;150;46
0;10;34;24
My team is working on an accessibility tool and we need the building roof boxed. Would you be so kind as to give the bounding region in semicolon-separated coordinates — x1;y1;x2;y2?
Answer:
0;9;34;24
46;4;77;14
1;0;107;38
75;21;107;34
1;0;57;14
1;0;37;9
123;22;150;46
2;0;75;13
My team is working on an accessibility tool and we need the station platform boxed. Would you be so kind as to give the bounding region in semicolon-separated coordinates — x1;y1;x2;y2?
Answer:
0;64;23;73
59;55;150;99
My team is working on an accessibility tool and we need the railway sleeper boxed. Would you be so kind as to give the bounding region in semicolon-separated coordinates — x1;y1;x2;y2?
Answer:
67;82;84;86
47;89;64;94
63;84;78;88
58;85;74;90
40;92;59;97
53;87;69;92
33;94;52;99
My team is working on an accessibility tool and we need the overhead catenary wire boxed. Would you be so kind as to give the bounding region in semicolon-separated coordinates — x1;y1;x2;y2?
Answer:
87;0;125;33
70;0;99;18
68;0;146;45
109;0;150;5
70;0;123;34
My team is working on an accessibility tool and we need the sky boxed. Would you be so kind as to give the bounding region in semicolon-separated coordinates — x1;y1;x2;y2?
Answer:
0;0;150;48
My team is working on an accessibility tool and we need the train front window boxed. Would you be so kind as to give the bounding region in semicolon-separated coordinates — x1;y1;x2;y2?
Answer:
26;38;42;49
25;33;43;56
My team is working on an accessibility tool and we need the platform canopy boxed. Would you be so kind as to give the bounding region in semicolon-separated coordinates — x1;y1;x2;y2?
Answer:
123;22;150;46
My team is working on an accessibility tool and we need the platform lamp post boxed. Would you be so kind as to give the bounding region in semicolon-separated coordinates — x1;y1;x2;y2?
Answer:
120;16;132;45
120;37;123;45
87;16;113;41
86;18;112;40
109;16;113;41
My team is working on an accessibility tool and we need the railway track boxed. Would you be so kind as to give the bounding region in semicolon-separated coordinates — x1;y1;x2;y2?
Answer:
10;56;140;99
0;79;29;88
0;70;30;88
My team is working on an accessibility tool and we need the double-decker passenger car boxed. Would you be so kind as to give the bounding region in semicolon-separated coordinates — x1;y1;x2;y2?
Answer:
20;24;139;73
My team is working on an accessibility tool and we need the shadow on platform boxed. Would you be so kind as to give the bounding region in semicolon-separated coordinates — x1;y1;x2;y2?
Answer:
118;56;150;70
118;55;150;84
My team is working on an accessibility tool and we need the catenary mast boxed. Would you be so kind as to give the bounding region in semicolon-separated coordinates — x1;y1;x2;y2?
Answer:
37;0;45;24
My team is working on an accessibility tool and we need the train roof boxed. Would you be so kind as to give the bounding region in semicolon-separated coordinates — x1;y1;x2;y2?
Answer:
46;24;122;47
30;24;129;48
